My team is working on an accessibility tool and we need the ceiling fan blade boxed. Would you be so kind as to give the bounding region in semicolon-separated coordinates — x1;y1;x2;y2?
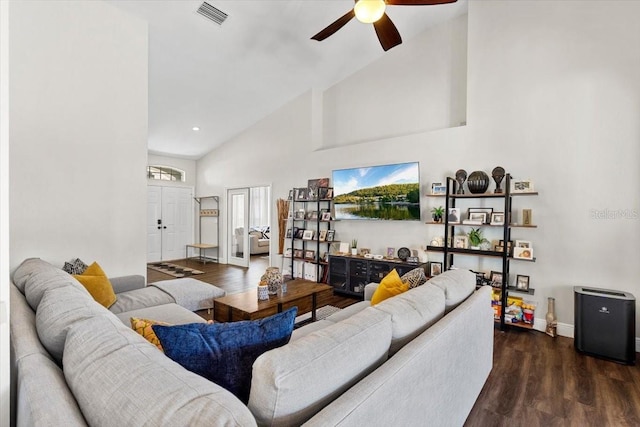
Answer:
311;9;356;41
386;0;457;5
373;13;402;51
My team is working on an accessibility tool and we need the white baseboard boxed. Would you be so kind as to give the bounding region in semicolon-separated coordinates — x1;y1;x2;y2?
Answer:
532;318;639;352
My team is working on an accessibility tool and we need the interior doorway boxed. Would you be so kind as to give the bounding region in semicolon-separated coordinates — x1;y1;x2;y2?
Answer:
226;185;272;268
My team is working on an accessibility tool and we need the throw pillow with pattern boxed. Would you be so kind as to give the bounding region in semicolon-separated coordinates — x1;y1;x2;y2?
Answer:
62;258;88;275
401;267;427;289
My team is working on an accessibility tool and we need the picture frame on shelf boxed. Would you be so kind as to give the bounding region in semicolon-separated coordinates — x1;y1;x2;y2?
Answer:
325;188;334;199
431;183;446;195
284;248;292;257
307;178;328;200
467;208;493;223
318;186;332;200
468;212;487;223
326;229;335;242
429;262;442;276
318;229;327;242
285;228;292;238
522;209;533;226
294;249;303;259
516;274;530;291
386;247;395;258
294;228;305;239
359;248;371;256
515;240;532;248
294;188;308;200
302;229;314;240
307;211;318;220
304;250;315;260
447;208;461;224
513;246;534;260
294;209;306;220
490;212;505;225
321;211;331;221
454;235;468;249
288;190;293;200
490;271;503;286
512;180;534;193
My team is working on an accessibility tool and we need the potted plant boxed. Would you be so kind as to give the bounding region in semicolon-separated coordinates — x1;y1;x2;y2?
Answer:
467;228;489;250
351;239;358;256
431;206;444;223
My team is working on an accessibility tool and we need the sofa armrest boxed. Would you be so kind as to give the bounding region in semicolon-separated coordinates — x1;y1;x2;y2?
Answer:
110;275;146;294
364;282;379;301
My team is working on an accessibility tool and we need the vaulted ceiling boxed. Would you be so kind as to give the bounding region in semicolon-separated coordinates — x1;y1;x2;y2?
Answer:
107;0;468;159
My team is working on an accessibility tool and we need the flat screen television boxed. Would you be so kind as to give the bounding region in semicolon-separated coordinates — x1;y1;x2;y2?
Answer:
332;162;420;221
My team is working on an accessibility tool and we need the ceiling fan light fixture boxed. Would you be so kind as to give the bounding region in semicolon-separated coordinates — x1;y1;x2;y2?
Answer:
354;0;386;24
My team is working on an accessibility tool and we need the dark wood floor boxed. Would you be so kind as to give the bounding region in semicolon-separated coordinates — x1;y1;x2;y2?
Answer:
148;258;640;425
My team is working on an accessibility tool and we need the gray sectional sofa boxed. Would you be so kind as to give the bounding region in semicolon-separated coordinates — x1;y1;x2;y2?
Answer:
10;258;493;427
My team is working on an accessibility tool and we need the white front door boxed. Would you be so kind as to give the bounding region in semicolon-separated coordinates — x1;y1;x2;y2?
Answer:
147;186;193;262
227;188;249;268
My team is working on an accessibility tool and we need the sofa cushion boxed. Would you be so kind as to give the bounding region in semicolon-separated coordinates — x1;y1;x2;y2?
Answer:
73;262;117;308
36;286;116;363
324;300;370;323
64;315;257;427
373;283;446;355
154;307;297;404
401;267;427;289
248;307;392;426
13;258;90;311
290;319;334;341
371;269;409;305
16;353;88;427
115;303;207;326
10;284;52;363
108;286;174;314
427;269;476;312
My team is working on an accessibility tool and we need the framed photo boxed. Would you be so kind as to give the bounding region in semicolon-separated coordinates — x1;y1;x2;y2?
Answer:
321;211;332;221
359;248;371;256
516;274;530;291
454;235;468;249
288;189;293;200
294;188;307;200
386;247;395;258
325;188;334;199
294;209;306;220
318;230;327;242
326;229;335;242
468;212;487;223
293;249;303;259
302;229;314;240
294;228;305;239
447;208;461;224
307;210;319;220
284;248;292;257
512;180;534;193
490;212;505;225
468;208;493;223
285;228;292;238
515;240;532;249
429;262;442;276
431;182;447;195
513;246;534;260
304;250;315;260
308;179;325;200
490;271;503;286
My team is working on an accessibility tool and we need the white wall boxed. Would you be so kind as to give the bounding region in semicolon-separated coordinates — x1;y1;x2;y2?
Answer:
9;0;148;276
0;0;10;423
198;0;640;339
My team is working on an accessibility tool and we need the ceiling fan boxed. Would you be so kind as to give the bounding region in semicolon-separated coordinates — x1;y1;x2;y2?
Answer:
311;0;457;51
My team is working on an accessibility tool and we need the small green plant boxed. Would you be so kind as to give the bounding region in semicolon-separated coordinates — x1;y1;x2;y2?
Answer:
467;228;488;248
431;206;444;222
351;239;358;248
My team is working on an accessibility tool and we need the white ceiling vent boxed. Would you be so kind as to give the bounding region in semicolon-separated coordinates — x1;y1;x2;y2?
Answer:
197;2;228;25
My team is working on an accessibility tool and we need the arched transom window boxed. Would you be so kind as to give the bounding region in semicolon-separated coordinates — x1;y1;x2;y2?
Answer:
147;165;186;182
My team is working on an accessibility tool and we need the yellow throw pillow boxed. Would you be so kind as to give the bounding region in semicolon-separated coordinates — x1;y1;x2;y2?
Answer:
370;269;409;305
73;262;117;308
130;317;170;351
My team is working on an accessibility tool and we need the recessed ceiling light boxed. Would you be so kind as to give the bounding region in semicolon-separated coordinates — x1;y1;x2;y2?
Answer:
192;127;200;131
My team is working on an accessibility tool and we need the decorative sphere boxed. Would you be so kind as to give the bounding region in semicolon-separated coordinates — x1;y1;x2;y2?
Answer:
467;171;490;194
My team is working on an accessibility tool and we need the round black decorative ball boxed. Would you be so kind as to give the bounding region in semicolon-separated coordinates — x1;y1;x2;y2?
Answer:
467;171;490;194
397;247;411;261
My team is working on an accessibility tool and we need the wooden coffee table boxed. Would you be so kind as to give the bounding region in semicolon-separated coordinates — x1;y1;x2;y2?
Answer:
213;279;333;323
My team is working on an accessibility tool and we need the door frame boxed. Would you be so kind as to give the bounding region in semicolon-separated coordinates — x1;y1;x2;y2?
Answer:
227;187;250;268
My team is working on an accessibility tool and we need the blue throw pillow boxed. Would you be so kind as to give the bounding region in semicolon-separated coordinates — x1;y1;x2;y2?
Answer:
153;307;297;403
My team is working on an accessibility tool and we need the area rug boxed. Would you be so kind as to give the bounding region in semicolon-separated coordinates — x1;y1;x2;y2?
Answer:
147;262;204;278
294;305;342;327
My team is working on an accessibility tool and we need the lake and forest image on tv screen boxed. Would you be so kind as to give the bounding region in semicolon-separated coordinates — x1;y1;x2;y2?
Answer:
332;162;420;221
